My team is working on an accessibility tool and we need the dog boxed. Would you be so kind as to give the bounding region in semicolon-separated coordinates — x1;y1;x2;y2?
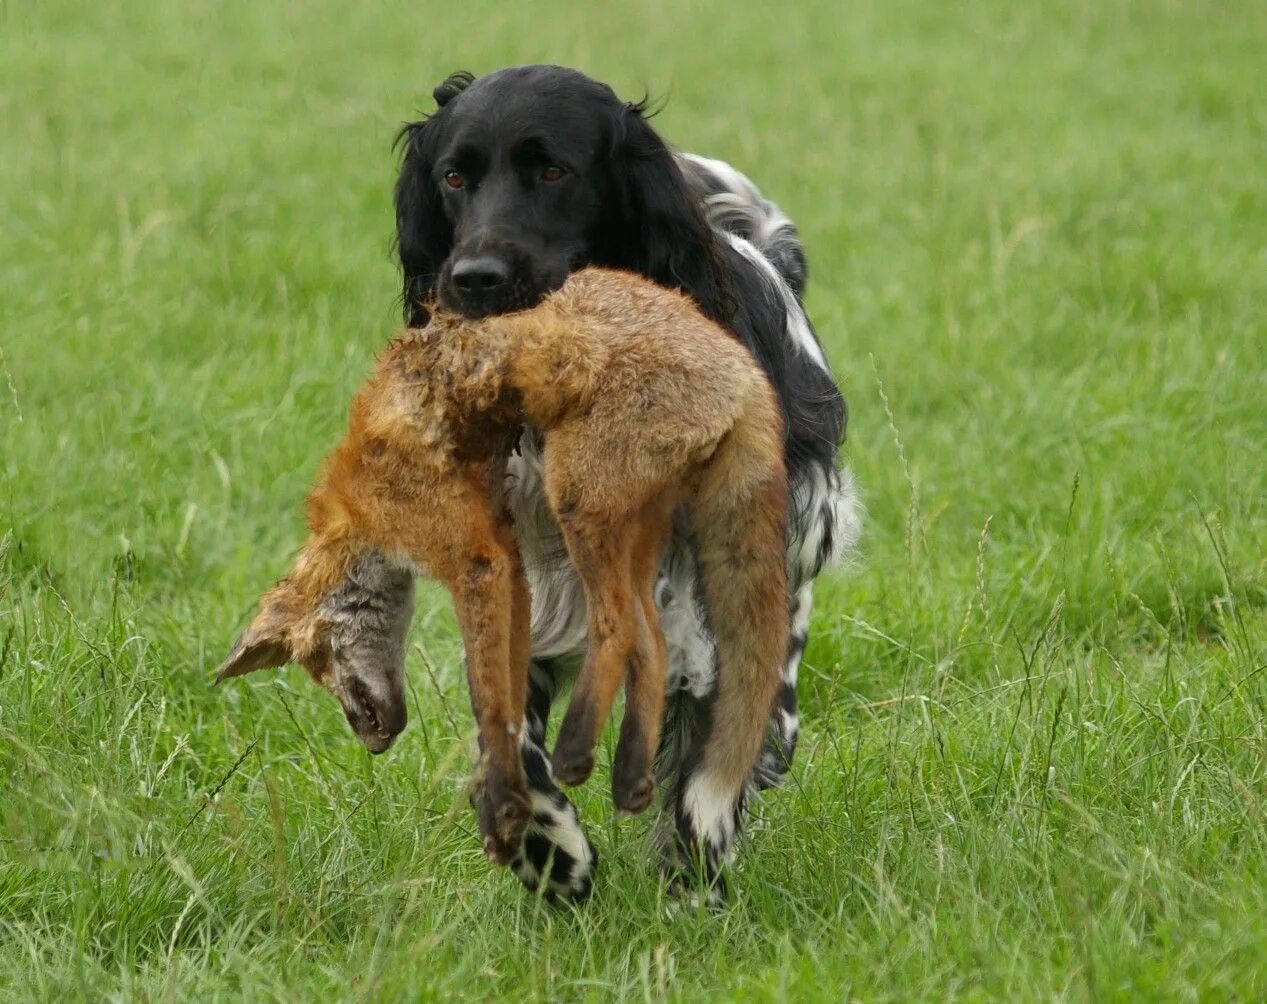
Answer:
393;65;861;900
215;268;788;888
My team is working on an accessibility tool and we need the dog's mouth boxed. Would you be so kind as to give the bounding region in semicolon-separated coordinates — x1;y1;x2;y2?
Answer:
442;280;552;319
439;253;570;319
339;676;405;755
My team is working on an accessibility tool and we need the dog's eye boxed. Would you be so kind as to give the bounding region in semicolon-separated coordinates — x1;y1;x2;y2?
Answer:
540;165;566;183
443;171;465;190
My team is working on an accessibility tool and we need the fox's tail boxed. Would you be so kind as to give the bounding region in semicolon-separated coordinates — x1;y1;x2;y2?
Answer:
671;378;789;880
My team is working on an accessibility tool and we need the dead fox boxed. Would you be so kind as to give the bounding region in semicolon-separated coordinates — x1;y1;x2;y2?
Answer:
215;267;789;869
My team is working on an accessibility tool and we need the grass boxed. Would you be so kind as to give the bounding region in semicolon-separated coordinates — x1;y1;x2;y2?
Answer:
2;0;1266;999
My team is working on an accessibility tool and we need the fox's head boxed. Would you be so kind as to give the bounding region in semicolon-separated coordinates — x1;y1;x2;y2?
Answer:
216;545;415;754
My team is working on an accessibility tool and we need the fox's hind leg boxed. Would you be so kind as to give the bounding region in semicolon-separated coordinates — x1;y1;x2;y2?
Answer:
440;544;531;864
550;520;638;786
611;495;674;813
387;478;532;867
492;513;532;741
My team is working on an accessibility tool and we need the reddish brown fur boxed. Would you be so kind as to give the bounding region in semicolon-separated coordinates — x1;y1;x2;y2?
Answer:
216;268;789;864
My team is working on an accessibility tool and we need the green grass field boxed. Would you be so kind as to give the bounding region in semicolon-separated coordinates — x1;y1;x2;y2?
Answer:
3;0;1266;999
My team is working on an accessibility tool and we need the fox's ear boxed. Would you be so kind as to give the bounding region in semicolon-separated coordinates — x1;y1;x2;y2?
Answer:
214;600;295;684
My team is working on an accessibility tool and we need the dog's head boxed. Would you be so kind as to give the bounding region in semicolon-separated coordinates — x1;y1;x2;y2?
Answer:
215;546;415;754
394;65;728;325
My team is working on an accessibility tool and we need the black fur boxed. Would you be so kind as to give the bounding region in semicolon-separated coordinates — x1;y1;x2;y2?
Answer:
394;64;844;491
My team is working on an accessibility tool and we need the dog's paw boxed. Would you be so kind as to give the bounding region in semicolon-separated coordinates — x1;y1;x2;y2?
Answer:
659;858;729;911
510;792;597;902
510;742;598;901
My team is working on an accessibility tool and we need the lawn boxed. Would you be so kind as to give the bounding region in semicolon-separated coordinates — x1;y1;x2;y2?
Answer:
2;0;1266;999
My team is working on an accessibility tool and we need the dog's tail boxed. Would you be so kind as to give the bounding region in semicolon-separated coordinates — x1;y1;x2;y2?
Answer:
675;152;808;298
672;378;789;872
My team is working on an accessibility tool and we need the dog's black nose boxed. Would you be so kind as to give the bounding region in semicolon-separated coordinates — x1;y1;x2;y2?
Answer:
451;256;510;295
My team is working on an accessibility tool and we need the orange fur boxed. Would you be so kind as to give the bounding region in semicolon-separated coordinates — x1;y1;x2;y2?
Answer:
216;267;789;861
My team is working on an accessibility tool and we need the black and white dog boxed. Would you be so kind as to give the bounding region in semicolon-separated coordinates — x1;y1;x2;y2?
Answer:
394;65;860;900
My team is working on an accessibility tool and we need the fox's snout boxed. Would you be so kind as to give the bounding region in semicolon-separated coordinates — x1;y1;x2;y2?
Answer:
337;674;407;754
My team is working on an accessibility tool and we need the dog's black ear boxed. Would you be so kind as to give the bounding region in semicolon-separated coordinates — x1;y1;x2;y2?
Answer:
600;101;733;326
433;70;474;107
394;116;453;327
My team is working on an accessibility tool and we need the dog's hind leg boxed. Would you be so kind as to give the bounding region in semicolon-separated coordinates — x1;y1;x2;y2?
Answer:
753;464;862;789
752;582;814;789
